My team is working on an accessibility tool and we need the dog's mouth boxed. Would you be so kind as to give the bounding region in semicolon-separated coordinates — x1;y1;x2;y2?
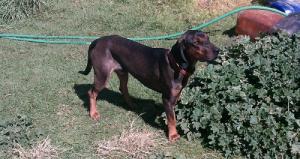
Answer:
208;47;220;62
204;50;219;62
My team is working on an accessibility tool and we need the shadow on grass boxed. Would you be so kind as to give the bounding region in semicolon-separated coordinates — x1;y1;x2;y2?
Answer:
223;27;236;37
73;84;165;130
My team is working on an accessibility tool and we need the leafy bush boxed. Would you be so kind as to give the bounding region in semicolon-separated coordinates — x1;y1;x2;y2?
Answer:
177;34;300;158
0;0;48;23
0;115;44;157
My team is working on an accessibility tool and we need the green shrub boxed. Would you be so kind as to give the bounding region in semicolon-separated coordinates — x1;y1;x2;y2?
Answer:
176;34;300;158
0;115;44;157
0;0;48;23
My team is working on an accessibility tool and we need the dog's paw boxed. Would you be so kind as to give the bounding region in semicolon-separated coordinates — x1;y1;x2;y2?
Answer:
169;133;180;142
90;111;100;121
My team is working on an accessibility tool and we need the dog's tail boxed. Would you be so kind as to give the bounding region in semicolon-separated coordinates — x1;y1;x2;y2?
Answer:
78;40;97;75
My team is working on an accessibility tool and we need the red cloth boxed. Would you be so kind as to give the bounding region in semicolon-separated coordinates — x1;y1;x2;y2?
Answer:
235;10;284;40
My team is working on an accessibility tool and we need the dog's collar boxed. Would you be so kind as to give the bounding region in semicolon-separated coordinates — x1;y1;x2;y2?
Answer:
179;69;189;77
167;51;190;77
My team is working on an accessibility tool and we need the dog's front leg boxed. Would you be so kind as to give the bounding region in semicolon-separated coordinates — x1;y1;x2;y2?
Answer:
162;90;181;142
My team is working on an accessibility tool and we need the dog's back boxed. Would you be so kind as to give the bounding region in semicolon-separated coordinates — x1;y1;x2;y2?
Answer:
80;35;170;92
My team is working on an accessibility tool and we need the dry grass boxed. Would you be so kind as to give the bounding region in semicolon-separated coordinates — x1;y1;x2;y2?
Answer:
0;0;48;23
13;137;60;159
95;120;167;159
197;0;254;15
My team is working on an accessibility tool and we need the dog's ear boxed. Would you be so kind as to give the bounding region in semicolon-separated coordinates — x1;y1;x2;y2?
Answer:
177;35;185;44
171;33;189;68
177;31;189;44
177;30;198;46
171;37;184;54
176;32;189;49
175;38;185;51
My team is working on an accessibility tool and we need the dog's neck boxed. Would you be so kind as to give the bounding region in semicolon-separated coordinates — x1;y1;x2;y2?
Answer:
169;43;196;77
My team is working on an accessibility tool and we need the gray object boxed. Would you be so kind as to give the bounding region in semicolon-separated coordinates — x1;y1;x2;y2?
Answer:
272;13;300;35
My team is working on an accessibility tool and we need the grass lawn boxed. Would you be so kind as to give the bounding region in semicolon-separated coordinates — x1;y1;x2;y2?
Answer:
0;0;245;158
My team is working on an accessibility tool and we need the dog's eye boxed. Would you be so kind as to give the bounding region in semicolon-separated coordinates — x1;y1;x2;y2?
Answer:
193;41;200;45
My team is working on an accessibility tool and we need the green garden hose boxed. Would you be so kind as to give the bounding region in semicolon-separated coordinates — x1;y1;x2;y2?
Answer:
0;6;288;45
3;37;92;45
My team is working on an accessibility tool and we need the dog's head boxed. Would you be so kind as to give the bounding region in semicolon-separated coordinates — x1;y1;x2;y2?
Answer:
174;30;219;63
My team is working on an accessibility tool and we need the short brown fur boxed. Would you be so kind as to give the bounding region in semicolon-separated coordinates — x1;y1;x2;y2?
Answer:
80;30;219;141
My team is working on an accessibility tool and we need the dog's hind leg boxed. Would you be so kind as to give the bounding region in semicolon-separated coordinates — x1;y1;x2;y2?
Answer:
115;70;134;108
88;73;108;121
88;86;101;121
88;59;119;120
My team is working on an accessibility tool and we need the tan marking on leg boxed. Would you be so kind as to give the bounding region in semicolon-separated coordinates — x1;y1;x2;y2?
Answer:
88;89;100;120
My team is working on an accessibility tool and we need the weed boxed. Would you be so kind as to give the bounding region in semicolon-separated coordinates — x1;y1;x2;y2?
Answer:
0;115;45;158
177;34;300;158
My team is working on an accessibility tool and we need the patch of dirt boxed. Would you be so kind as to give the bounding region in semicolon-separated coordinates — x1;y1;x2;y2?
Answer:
95;121;167;159
13;137;61;159
197;0;256;14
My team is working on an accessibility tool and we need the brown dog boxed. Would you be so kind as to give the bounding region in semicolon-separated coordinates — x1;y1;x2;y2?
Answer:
80;30;219;141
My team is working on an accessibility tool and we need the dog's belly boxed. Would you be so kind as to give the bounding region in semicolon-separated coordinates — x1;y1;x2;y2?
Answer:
111;47;170;93
128;70;166;93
